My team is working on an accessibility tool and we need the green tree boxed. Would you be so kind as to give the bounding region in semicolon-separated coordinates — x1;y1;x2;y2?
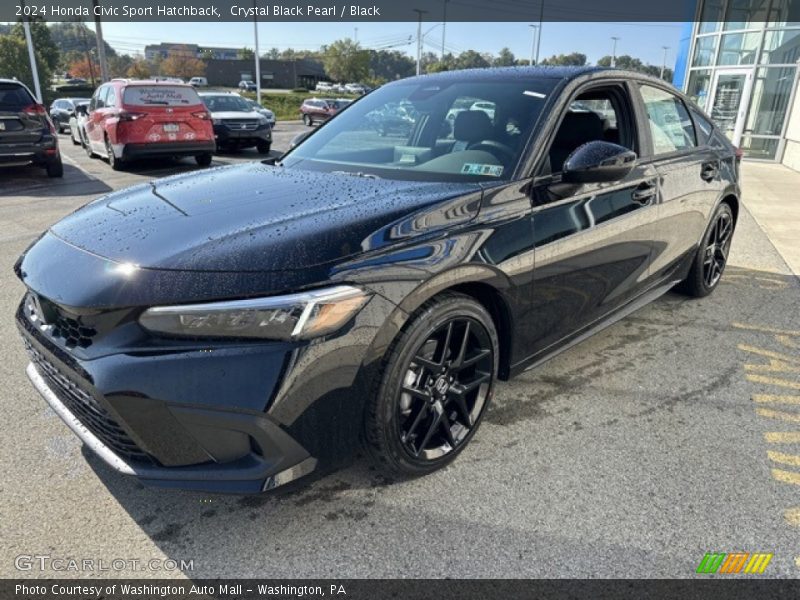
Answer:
321;38;369;82
238;47;255;60
541;52;587;66
454;50;490;70
596;54;672;79
126;59;151;79
368;49;414;82
11;17;59;74
494;47;516;67
0;36;52;96
265;47;281;60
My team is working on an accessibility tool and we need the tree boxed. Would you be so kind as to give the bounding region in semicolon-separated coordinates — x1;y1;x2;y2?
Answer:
541;52;587;66
596;54;672;80
494;47;516;67
108;54;134;78
0;36;52;94
454;50;490;70
68;57;97;80
368;49;414;83
199;49;215;60
126;59;151;79
321;38;369;82
11;17;59;74
238;47;255;60
161;45;206;79
265;47;281;60
49;22;116;69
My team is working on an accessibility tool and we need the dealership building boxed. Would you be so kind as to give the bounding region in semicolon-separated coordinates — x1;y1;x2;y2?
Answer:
673;0;800;164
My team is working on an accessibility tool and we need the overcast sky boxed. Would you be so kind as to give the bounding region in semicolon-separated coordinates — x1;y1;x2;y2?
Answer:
89;21;685;67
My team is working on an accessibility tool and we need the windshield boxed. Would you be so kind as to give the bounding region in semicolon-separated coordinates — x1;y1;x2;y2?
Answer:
202;95;252;112
123;85;201;106
282;77;556;182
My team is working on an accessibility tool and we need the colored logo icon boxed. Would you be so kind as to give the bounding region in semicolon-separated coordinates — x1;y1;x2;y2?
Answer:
696;552;773;574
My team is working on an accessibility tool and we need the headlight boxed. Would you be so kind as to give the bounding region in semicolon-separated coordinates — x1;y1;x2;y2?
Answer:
257;116;268;126
139;286;370;341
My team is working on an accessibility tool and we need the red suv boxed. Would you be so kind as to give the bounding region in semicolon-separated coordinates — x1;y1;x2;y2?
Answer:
84;79;215;170
299;98;351;126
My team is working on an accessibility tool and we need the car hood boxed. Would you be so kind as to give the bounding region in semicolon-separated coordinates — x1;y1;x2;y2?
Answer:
49;162;482;273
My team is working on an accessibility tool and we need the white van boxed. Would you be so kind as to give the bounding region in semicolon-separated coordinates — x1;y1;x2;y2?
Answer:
189;77;208;87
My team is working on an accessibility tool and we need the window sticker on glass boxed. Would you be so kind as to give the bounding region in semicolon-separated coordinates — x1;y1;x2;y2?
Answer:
461;163;504;176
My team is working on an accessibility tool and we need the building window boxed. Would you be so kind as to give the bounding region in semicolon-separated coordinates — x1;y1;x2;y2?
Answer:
723;0;771;31
744;66;796;136
699;0;725;33
739;135;780;159
687;70;712;109
692;36;719;66
768;0;800;27
761;28;800;63
718;31;762;64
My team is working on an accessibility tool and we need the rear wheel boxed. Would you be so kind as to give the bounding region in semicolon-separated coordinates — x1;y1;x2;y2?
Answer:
105;137;124;171
195;153;213;167
365;293;498;477
676;202;734;298
45;157;63;178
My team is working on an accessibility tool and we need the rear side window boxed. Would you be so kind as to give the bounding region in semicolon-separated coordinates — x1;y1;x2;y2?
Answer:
0;83;34;111
690;107;714;145
123;86;202;107
639;85;696;154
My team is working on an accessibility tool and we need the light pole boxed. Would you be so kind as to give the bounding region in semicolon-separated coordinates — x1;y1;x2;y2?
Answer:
441;0;449;59
253;0;261;104
535;0;544;65
92;0;109;82
611;36;620;68
413;9;428;75
528;24;539;65
660;46;670;80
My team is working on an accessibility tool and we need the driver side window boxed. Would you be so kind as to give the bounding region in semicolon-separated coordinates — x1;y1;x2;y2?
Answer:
543;86;634;175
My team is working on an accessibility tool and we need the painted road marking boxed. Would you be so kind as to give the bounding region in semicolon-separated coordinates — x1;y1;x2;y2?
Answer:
766;451;800;467
754;394;800;405
747;375;800;390
765;431;800;443
756;408;800;423
784;507;800;526
771;469;800;485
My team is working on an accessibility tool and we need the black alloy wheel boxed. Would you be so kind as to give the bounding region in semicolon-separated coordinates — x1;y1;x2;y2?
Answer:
677;202;734;297
366;293;498;476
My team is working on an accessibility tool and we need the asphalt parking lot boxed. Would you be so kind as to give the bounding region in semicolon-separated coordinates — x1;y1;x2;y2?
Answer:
1;127;799;579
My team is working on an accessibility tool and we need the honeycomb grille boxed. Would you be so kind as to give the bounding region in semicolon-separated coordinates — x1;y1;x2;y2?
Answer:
24;293;98;349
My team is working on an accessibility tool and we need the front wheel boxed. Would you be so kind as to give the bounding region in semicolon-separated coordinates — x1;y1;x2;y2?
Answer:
676;202;735;298
365;293;499;477
303;114;312;126
256;141;271;154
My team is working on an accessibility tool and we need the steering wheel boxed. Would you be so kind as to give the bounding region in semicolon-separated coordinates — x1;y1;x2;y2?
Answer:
469;140;516;164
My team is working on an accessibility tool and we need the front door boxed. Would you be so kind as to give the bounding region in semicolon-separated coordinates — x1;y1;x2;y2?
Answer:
707;69;754;147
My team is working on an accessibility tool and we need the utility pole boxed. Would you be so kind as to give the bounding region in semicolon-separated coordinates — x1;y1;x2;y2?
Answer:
528;24;539;65
441;0;449;59
413;9;427;76
20;0;42;102
79;22;97;86
535;0;544;66
660;46;670;79
611;36;620;68
253;0;261;104
92;0;109;81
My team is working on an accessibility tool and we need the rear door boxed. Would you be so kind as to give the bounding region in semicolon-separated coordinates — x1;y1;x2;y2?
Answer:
85;85;109;150
523;82;660;357
634;83;725;282
0;82;44;146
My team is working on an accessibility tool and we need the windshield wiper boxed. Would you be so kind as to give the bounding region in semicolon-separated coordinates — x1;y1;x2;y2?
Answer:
331;170;381;180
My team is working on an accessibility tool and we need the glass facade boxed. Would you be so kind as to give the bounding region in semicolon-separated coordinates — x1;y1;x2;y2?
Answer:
685;0;800;159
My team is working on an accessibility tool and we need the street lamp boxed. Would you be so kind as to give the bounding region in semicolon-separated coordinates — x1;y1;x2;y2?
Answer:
660;46;670;80
611;36;620;68
413;8;428;75
528;24;539;65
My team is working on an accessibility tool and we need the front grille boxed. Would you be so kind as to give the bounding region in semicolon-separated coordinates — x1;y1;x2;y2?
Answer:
223;119;259;131
24;293;98;349
24;339;151;464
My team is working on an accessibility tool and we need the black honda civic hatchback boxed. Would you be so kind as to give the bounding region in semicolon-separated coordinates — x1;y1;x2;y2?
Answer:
16;67;740;493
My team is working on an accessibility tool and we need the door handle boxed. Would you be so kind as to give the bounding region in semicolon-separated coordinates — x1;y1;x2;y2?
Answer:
701;161;719;182
631;181;657;205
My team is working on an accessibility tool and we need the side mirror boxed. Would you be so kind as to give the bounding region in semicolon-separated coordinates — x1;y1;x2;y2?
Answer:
75;105;87;116
288;130;312;150
562;141;637;184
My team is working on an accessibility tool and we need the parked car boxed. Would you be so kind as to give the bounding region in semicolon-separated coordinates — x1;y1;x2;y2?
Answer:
200;92;271;153
299;97;350;126
344;83;369;95
242;98;276;127
315;81;333;92
188;77;208;87
470;100;496;121
65;77;87;85
83;79;216;169
14;67;740;493
49;97;91;133
0;78;62;177
67;100;90;146
238;80;258;92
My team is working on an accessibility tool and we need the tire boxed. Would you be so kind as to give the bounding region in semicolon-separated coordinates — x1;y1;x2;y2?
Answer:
303;114;312;126
71;131;80;145
105;137;123;171
675;202;735;298
84;136;96;158
365;292;499;477
256;141;271;154
45;158;63;178
195;153;213;167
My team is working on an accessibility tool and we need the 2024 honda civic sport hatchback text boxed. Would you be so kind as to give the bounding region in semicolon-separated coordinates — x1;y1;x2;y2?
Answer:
16;67;740;493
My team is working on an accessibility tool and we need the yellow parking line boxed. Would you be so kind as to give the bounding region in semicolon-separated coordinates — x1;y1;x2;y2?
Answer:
756;408;800;423
767;451;800;467
747;375;800;390
746;363;800;374
771;468;800;485
777;335;799;350
733;323;800;337
754;394;800;404
765;431;800;443
785;507;800;527
738;344;800;364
